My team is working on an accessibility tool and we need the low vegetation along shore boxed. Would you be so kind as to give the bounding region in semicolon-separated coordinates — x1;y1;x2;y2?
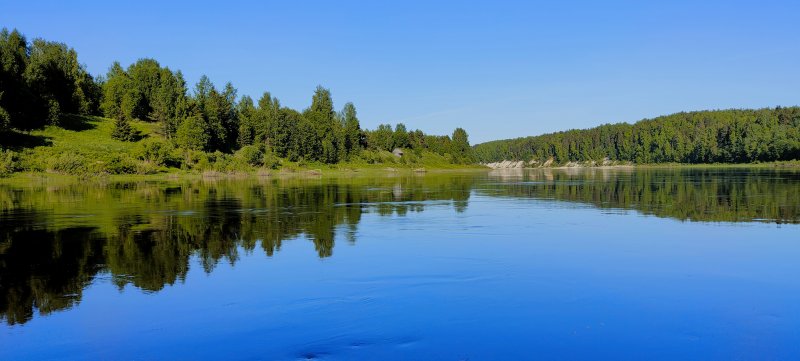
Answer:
0;113;480;180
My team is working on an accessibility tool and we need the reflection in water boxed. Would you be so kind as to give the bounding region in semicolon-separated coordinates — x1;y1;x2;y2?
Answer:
484;167;800;224
0;175;473;325
1;168;799;325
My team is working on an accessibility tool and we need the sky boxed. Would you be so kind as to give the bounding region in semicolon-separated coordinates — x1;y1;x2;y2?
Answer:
2;0;799;143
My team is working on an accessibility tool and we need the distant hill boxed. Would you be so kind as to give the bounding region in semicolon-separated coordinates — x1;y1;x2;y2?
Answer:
473;107;800;164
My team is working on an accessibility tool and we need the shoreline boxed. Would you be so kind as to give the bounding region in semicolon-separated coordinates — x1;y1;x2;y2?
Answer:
3;161;799;185
483;160;800;170
0;166;490;185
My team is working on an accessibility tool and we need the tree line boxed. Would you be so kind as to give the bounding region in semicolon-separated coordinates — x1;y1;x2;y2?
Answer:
474;107;800;164
0;28;473;166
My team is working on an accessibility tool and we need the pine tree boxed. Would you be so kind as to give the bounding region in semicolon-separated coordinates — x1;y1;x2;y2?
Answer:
111;117;137;141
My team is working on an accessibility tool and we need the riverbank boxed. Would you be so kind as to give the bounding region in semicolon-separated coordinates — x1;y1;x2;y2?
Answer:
484;159;800;170
0;115;484;179
0;165;489;186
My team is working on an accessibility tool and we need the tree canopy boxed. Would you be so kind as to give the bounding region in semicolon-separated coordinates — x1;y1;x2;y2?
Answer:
474;108;800;164
0;28;472;169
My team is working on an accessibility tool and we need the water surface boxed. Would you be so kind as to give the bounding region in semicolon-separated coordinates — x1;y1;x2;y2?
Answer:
1;168;799;359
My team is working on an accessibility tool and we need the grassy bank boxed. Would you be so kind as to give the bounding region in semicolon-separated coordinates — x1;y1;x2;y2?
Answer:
0;115;484;179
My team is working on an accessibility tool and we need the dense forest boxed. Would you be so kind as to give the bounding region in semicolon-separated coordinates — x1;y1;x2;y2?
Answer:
0;28;473;176
474;107;800;164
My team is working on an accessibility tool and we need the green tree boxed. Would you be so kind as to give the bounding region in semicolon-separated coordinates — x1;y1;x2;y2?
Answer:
341;102;362;158
124;58;161;120
176;114;210;151
256;91;280;146
111;117;137;141
236;95;257;147
451;127;472;163
393;123;410;149
0;28;32;129
305;86;339;163
100;62;128;120
368;124;394;151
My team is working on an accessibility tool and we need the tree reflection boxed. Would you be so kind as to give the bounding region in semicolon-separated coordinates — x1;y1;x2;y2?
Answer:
0;175;474;325
2;169;798;325
484;168;800;224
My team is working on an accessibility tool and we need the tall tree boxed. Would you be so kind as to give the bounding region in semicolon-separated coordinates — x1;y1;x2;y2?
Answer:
100;62;128;120
150;68;188;139
451;127;472;163
341;102;362;158
236;95;256;147
0;28;29;130
21;37;100;126
256;91;280;146
176;114;210;151
124;58;161;120
305;86;340;162
393;123;410;149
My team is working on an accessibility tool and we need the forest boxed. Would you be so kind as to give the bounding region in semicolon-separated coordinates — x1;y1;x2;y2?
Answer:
474;107;800;164
0;28;473;176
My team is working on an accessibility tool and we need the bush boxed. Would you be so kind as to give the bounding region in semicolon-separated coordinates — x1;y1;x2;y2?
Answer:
210;151;231;171
102;154;138;174
135;138;179;167
234;145;263;167
187;151;212;170
0;149;17;177
263;147;280;169
48;153;90;175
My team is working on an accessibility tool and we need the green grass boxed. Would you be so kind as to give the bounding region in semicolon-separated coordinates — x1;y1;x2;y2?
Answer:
6;115;161;175
0;115;484;180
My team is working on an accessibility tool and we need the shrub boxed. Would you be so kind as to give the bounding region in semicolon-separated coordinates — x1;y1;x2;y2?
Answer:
189;151;212;170
135;138;179;167
263;147;280;169
102;154;138;174
48;153;90;175
234;145;263;167
0;149;17;177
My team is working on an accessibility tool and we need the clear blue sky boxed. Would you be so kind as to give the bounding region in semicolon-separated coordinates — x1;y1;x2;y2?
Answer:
3;0;799;143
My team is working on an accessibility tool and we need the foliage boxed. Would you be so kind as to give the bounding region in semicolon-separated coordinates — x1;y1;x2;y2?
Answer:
0;28;100;131
134;138;179;167
101;59;188;140
101;154;139;174
450;127;473;164
0;28;475;176
234;145;264;167
47;152;90;175
176;114;210;151
111;117;138;141
0;149;16;176
474;107;800;164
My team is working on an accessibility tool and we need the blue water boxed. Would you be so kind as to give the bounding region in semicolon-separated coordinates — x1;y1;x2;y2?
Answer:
1;169;799;359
